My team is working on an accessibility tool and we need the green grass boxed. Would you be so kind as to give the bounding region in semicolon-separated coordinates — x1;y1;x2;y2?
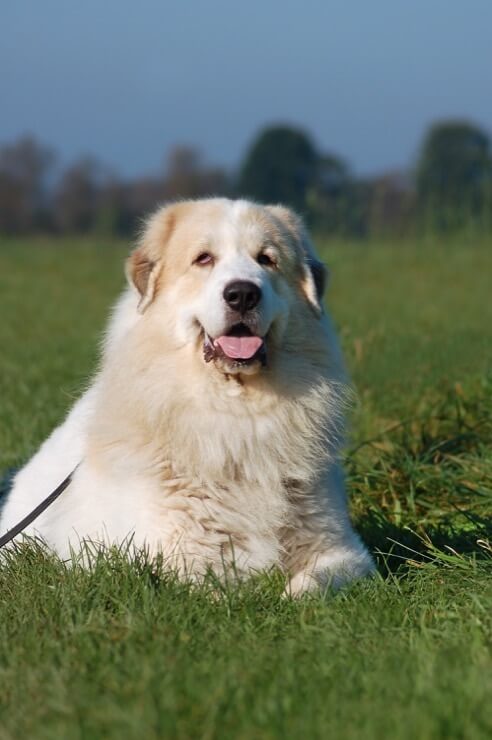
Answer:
0;235;491;739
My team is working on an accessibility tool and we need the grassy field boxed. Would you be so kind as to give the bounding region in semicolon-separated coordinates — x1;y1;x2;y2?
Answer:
0;236;491;739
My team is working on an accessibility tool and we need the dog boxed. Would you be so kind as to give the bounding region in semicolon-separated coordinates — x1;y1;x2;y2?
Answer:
0;198;373;594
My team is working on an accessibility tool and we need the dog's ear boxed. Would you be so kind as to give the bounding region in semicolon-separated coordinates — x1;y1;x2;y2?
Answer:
266;205;328;317
126;249;159;313
301;256;328;317
126;205;178;313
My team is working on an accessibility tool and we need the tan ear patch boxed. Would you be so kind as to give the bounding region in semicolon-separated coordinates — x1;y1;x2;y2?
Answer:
125;205;178;313
126;249;160;313
128;250;155;297
300;264;322;317
307;258;328;302
266;204;327;316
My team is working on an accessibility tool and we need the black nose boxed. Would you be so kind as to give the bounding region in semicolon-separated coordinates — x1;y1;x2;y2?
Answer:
223;280;261;313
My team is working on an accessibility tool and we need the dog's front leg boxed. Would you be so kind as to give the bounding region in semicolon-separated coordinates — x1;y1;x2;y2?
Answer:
285;542;375;597
282;467;375;596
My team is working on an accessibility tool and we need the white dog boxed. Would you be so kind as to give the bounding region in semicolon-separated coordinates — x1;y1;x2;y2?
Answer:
0;199;373;593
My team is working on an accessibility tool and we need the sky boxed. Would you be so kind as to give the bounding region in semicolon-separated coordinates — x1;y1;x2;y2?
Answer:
1;0;491;179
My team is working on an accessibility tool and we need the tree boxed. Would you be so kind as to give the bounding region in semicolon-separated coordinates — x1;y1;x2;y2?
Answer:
53;157;105;233
416;120;492;231
306;154;355;234
164;146;203;199
0;135;55;233
237;126;318;212
366;171;416;237
164;146;228;200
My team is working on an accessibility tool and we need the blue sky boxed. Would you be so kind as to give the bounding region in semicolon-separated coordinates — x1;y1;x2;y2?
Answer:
1;0;491;177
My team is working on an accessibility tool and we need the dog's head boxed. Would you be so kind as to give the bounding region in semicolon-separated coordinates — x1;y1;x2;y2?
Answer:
126;199;327;377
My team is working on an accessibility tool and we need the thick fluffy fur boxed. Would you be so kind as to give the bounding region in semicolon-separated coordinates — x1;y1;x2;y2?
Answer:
0;199;373;594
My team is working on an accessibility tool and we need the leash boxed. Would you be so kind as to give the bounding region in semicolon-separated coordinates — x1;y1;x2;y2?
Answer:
0;468;75;549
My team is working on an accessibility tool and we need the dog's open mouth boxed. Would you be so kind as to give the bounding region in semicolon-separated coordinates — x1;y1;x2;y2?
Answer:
203;323;267;367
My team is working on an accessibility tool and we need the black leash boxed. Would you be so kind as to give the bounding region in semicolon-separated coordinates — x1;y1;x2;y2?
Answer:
0;469;75;549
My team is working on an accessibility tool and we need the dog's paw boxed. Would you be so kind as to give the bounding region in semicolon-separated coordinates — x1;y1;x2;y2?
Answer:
286;545;375;597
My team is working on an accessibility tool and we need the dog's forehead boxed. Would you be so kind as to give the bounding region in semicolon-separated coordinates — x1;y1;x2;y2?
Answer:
170;200;276;254
208;201;275;255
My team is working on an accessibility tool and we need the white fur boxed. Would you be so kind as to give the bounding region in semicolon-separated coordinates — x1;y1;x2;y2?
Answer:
0;199;374;593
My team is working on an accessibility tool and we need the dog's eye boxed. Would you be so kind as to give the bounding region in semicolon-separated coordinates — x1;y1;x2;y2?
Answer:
194;252;214;267
257;253;276;268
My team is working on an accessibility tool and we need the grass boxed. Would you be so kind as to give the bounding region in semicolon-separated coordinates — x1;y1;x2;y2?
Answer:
0;235;491;739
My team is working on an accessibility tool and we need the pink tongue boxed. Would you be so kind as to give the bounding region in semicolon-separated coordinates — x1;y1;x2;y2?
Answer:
215;335;263;360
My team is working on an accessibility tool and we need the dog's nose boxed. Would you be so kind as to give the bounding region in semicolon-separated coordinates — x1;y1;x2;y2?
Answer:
223;281;261;313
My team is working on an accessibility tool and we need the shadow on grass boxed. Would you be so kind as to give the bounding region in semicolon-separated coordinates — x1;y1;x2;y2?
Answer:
348;380;492;576
357;507;492;577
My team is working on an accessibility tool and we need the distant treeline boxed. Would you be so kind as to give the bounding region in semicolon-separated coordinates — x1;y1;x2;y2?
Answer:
0;120;491;238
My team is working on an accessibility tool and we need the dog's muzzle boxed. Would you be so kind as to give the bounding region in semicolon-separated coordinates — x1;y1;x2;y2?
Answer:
203;322;267;367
